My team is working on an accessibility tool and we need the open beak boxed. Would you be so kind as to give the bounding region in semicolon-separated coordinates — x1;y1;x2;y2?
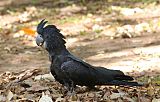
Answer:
36;34;44;46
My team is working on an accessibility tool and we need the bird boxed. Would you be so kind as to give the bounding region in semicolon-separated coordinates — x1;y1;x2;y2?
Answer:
36;19;142;93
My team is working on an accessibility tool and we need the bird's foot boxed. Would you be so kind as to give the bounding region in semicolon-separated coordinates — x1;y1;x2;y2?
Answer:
66;90;76;96
64;86;69;91
65;91;78;101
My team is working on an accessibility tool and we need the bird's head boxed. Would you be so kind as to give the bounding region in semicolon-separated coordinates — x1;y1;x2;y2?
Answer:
36;19;66;50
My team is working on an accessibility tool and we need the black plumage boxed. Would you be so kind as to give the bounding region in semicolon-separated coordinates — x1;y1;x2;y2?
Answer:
36;20;142;93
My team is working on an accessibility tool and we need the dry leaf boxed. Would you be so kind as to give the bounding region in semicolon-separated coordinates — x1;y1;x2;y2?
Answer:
88;93;95;98
103;90;111;100
34;73;55;81
55;97;64;102
39;92;53;102
0;95;6;101
140;96;151;102
23;93;35;100
17;69;40;82
152;98;160;102
27;84;48;92
21;28;36;37
147;84;155;96
7;90;13;101
16;98;35;102
123;96;134;102
117;98;123;102
110;92;126;99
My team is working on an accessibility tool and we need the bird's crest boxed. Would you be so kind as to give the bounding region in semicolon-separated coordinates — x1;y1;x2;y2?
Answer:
37;19;48;34
37;19;66;46
37;19;65;38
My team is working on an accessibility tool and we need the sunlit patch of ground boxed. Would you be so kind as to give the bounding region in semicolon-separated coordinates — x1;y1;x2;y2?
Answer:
67;34;160;73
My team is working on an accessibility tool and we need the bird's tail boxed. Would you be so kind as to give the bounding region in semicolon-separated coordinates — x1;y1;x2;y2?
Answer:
94;67;142;86
109;80;143;86
115;75;134;81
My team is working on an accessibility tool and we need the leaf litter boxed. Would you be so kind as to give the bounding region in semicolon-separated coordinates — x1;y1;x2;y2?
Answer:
0;69;159;102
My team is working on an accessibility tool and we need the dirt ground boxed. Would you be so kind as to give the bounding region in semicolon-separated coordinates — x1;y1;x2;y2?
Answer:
0;0;160;74
1;31;160;74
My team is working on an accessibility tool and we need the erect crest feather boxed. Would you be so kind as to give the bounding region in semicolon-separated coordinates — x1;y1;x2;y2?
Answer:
37;19;66;45
37;19;48;34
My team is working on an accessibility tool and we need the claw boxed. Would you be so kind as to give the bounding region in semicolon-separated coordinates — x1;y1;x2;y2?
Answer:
66;90;76;96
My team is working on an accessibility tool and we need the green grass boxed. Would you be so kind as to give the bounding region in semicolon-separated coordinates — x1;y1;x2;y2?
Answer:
80;30;87;35
138;75;160;85
128;0;158;3
57;16;84;24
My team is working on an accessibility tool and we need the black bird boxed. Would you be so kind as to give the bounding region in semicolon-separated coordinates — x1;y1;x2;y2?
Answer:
36;19;142;93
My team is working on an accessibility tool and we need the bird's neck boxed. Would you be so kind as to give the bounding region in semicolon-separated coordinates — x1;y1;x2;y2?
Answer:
47;46;70;58
45;38;70;58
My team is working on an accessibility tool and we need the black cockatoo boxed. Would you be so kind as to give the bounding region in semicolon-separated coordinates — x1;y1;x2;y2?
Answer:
36;19;142;93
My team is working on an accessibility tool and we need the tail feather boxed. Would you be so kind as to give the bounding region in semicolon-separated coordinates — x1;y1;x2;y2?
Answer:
115;75;134;81
109;80;143;86
94;67;142;86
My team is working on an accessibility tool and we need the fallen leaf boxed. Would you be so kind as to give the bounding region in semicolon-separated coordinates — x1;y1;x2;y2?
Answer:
27;84;48;92
110;92;126;99
17;69;40;82
55;97;64;102
5;69;40;89
117;98;123;102
21;79;34;88
21;28;36;37
103;90;111;100
7;90;13;101
123;96;135;102
16;98;35;102
39;92;53;102
68;95;78;101
23;93;35;100
140;96;151;102
34;73;55;81
18;12;31;23
152;98;160;102
88;93;94;98
0;95;6;101
147;84;155;96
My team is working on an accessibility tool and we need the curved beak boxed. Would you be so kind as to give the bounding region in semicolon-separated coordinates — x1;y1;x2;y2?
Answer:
36;34;44;46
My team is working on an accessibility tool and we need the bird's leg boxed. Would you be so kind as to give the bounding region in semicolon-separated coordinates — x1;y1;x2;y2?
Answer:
62;80;71;95
64;85;70;93
66;81;76;96
62;80;72;96
70;81;76;94
64;83;70;91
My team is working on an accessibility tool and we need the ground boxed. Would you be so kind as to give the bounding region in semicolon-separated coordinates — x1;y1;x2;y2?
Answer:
0;0;160;101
